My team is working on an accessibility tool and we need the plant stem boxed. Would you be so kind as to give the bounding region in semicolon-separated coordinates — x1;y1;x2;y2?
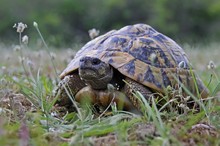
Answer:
34;23;58;78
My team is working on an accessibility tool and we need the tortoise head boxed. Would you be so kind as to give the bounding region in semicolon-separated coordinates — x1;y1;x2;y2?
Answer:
79;56;113;90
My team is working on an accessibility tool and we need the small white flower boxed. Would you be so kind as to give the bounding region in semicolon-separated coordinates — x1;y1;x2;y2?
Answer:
1;66;6;71
12;76;19;82
88;28;100;39
50;52;56;60
19;57;25;63
13;45;21;52
33;21;38;28
1;66;7;74
26;59;34;69
207;60;216;70
50;111;58;117
178;103;189;110
22;35;29;45
13;22;27;33
13;23;17;28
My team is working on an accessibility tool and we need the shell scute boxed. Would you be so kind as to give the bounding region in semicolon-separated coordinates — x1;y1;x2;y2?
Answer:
144;67;162;89
123;60;136;76
161;68;172;88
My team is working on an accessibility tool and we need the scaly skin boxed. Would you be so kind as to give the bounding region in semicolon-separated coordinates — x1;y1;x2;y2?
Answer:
75;85;140;114
55;73;85;106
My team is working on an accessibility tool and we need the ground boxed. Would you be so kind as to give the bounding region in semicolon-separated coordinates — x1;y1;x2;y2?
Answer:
0;42;220;146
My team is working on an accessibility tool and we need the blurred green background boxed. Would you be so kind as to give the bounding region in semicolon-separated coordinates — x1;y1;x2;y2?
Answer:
1;0;220;46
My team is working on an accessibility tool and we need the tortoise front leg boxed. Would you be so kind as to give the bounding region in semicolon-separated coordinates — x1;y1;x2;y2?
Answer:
55;72;86;106
75;85;140;114
123;77;154;110
98;88;140;114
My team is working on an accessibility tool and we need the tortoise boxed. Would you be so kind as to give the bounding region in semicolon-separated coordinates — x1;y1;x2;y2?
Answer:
56;23;209;113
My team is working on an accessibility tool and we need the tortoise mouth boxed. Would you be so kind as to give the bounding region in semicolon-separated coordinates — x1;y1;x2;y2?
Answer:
79;67;102;80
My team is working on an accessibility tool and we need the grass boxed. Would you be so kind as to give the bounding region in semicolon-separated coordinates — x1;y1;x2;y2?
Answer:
0;22;220;146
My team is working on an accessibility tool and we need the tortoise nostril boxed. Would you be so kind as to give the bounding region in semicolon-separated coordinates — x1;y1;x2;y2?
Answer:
80;58;85;62
92;58;101;65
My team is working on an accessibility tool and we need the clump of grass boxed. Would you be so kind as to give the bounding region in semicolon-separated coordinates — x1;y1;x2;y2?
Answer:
0;22;62;145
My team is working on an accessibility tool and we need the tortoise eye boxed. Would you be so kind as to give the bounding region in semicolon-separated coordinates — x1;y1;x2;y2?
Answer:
92;58;101;65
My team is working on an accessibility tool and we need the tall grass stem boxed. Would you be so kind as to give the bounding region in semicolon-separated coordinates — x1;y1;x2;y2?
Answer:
33;22;58;78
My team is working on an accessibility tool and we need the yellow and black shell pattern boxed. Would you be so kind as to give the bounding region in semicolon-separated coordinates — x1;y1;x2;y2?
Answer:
60;24;209;98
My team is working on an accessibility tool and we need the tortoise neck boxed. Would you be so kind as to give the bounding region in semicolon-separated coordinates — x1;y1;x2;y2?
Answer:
84;68;113;90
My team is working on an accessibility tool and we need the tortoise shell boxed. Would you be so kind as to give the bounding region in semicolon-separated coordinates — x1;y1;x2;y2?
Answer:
60;24;208;98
